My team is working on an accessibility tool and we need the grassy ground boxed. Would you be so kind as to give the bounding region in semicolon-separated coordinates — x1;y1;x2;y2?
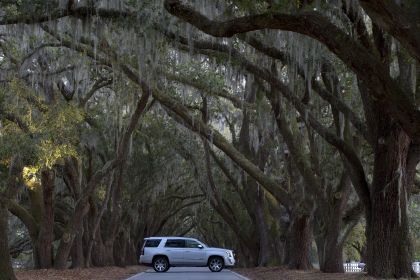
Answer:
15;265;147;280
234;267;376;280
235;267;420;280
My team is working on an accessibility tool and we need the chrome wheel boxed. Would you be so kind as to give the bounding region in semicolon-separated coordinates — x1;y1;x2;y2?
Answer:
208;257;224;272
153;257;168;272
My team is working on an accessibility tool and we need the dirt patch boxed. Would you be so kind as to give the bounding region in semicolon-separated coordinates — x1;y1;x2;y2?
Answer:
234;267;376;280
15;265;146;280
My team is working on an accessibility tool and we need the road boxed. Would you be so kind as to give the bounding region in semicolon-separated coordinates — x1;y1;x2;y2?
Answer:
126;267;249;280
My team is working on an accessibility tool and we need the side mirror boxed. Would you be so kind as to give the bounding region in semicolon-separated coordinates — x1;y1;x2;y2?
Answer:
197;244;204;249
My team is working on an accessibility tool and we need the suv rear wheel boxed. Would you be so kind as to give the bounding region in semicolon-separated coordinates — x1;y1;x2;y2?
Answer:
208;256;224;272
153;256;169;272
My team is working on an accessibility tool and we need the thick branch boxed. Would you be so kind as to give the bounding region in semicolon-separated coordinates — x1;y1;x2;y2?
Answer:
80;77;112;107
359;0;420;63
37;21;291;208
164;0;420;141
168;34;370;208
120;64;291;206
239;33;369;140
1;198;38;238
0;109;31;134
164;71;255;110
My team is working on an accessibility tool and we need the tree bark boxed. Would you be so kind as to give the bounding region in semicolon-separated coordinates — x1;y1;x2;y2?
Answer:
287;214;313;270
85;171;113;267
102;163;126;266
255;190;270;266
36;170;55;269
70;231;84;268
113;232;127;267
314;172;353;273
316;229;344;273
366;126;416;278
91;230;107;267
103;240;115;266
0;204;16;280
54;200;88;269
124;237;137;265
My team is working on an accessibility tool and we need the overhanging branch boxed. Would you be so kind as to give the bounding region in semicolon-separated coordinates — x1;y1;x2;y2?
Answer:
164;0;420;141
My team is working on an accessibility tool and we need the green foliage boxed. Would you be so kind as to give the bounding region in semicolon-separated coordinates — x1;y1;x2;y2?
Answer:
0;130;35;164
0;88;5;107
169;61;227;93
37;140;79;169
22;166;40;190
344;223;366;261
35;103;84;144
0;0;59;20
1;78;83;171
409;196;420;260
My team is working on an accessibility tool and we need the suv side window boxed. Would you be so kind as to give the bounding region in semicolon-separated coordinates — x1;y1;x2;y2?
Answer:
144;239;161;247
185;240;201;248
164;239;186;248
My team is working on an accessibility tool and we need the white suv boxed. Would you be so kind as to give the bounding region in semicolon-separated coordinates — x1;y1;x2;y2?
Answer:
139;237;235;272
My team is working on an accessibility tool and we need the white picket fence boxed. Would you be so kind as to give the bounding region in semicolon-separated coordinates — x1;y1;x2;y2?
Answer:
344;262;363;272
344;262;420;274
413;262;420;274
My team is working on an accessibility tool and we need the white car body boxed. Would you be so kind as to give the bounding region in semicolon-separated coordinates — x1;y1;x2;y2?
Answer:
139;236;235;272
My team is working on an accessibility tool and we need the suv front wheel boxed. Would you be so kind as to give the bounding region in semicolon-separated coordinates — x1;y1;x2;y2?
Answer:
208;256;224;272
153;256;169;272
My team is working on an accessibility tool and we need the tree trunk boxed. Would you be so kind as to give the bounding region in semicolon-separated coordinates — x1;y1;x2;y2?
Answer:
0;204;16;280
315;206;347;273
102;165;124;267
113;232;127;267
86;172;114;267
91;234;107;267
28;186;44;268
315;178;351;273
36;170;55;268
103;239;115;266
366;126;415;278
288;214;313;270
316;234;344;273
54;199;88;269
255;189;270;266
125;239;138;265
70;232;84;268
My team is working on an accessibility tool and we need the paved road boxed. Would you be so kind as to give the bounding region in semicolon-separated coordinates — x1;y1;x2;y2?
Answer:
126;267;249;280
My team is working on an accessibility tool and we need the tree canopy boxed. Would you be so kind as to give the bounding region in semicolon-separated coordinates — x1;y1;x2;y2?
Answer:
0;0;419;279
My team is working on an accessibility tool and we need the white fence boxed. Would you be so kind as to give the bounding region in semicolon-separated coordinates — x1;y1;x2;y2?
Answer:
344;262;363;272
414;262;420;274
344;262;420;274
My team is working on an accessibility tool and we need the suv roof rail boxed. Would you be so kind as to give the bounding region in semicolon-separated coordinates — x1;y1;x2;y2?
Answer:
145;236;197;240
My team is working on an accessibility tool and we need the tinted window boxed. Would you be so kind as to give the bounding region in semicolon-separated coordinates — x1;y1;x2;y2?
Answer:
185;240;201;248
165;239;185;248
144;239;161;247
